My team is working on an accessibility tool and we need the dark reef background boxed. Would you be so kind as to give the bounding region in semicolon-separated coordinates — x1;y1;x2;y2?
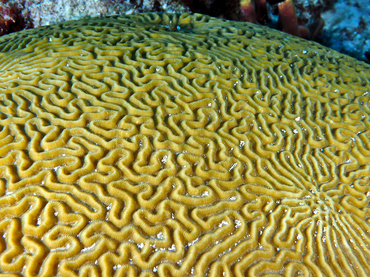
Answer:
0;0;369;63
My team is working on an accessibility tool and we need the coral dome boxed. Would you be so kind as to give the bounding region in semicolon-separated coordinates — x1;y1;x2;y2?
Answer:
0;12;370;277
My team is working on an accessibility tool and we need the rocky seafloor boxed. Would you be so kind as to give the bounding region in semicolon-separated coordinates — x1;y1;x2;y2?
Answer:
318;0;370;62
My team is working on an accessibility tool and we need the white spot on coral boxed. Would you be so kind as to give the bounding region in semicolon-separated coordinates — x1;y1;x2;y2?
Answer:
218;221;229;228
161;155;167;164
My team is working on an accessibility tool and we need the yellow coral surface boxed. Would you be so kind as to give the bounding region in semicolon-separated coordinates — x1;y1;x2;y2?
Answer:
0;12;370;277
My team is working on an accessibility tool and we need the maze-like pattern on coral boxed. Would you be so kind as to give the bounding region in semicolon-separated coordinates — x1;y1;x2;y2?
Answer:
0;12;370;277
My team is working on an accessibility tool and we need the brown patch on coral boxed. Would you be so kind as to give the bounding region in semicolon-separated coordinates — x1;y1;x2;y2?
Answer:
278;0;309;38
183;0;241;20
240;0;258;23
0;1;32;36
238;0;325;40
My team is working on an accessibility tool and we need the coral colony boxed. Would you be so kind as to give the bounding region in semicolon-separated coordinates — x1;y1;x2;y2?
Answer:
0;12;369;276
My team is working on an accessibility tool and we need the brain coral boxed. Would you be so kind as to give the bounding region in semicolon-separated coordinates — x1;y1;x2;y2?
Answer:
0;12;370;277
